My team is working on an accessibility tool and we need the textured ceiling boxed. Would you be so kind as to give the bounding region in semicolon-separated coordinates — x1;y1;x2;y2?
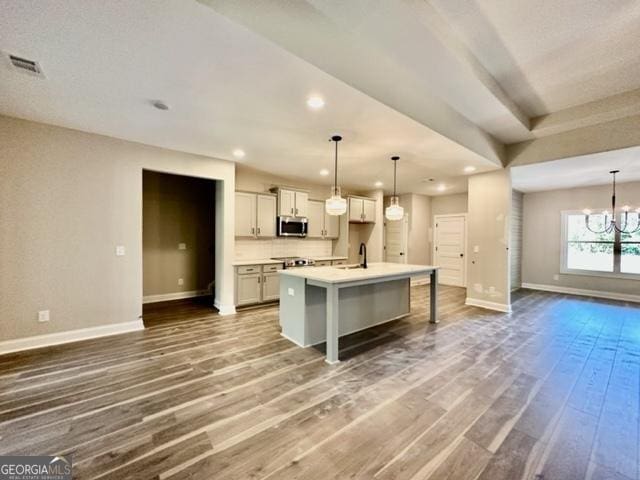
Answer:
0;0;495;196
511;146;640;193
429;0;640;117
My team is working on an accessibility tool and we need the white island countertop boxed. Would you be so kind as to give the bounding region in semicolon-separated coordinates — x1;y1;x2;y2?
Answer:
279;262;438;284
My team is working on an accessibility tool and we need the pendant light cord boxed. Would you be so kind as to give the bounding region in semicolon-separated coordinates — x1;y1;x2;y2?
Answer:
334;139;338;189
393;159;397;196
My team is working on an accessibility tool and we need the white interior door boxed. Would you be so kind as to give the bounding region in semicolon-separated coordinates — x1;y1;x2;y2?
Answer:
385;215;408;264
434;214;466;286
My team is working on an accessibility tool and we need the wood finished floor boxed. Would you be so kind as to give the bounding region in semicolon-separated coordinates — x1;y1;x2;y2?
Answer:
1;286;639;480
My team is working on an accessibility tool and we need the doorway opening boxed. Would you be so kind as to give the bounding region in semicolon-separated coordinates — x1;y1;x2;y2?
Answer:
433;213;467;287
384;214;409;264
142;170;216;322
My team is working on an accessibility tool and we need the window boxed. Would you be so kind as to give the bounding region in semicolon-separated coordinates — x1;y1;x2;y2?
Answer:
561;211;640;278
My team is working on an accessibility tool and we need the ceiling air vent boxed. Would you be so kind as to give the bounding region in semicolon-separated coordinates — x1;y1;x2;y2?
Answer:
6;53;44;78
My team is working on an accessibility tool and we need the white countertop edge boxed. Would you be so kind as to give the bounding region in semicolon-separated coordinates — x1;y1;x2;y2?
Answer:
278;262;439;284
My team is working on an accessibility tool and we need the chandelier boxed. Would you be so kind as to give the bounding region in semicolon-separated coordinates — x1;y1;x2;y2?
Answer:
583;170;640;234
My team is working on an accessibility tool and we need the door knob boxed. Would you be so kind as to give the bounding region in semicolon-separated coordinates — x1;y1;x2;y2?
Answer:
460;253;464;257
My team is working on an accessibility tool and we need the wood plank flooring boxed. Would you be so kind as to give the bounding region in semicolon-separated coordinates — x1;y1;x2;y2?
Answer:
0;286;639;480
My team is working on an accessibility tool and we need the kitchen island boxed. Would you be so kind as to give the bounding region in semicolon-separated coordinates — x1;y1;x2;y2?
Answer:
279;262;439;363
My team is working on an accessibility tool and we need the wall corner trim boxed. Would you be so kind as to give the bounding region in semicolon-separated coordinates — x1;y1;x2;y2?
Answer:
521;283;640;304
215;301;236;316
0;320;144;356
465;297;512;313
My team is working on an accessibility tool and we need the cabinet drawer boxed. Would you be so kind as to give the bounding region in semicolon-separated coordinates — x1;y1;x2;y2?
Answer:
263;263;282;273
332;259;347;266
237;265;261;275
315;260;331;267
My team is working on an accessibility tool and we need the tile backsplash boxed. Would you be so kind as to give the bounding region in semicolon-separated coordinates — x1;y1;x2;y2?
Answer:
235;238;333;260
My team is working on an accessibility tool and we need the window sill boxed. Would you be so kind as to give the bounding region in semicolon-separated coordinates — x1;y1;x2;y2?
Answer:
560;268;640;281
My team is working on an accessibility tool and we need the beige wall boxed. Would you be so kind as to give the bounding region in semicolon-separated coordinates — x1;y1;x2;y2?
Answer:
143;171;215;297
0;116;235;342
235;164;330;199
467;170;512;309
431;193;468;220
522;181;640;295
395;194;432;265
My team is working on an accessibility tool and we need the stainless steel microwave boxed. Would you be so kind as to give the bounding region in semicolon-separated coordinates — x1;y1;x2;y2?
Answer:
277;216;308;237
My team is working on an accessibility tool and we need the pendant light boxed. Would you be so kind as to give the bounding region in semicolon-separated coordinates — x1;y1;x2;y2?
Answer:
325;135;347;216
385;156;404;221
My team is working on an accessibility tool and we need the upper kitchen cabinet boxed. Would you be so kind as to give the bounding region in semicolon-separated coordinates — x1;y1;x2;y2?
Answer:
235;191;277;238
272;187;309;217
307;199;340;239
235;191;257;237
256;194;276;237
348;196;376;223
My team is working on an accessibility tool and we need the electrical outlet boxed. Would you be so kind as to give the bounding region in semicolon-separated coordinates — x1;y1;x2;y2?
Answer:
178;243;186;250
115;245;126;256
288;288;295;296
553;274;559;281
178;278;184;286
38;310;50;322
473;245;480;253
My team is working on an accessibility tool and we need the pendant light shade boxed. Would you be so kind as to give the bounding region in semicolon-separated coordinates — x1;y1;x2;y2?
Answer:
325;135;347;216
385;156;404;221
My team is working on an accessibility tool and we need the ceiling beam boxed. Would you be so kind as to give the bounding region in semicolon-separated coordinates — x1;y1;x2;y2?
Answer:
197;0;508;167
507;114;640;167
530;88;640;138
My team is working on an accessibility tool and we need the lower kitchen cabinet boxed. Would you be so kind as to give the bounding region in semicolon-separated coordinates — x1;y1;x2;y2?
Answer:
236;273;262;306
235;264;281;306
261;272;280;301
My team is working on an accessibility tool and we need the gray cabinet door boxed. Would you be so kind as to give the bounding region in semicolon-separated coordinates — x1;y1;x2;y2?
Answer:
307;200;324;238
262;272;280;301
362;199;376;223
236;273;261;305
294;191;309;217
235;192;256;237
324;211;340;238
349;197;364;222
256;194;276;237
279;189;295;216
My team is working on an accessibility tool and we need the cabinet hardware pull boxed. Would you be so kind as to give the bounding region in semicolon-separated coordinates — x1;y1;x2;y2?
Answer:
263;276;267;282
251;227;255;234
258;276;261;283
257;227;261;234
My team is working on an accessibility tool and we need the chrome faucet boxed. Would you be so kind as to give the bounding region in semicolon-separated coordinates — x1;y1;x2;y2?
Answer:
359;242;368;269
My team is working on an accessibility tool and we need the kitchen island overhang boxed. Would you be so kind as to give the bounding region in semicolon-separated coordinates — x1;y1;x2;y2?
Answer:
278;263;439;364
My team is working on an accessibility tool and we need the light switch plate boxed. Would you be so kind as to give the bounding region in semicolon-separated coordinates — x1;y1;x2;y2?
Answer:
473;245;480;253
178;243;186;250
116;245;126;256
178;278;184;286
38;310;50;322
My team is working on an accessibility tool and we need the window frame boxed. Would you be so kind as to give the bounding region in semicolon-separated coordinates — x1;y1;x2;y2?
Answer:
560;210;640;280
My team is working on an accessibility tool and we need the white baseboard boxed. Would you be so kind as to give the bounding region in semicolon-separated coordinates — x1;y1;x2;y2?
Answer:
521;283;640;304
142;289;209;304
465;297;512;313
0;320;144;355
214;301;236;316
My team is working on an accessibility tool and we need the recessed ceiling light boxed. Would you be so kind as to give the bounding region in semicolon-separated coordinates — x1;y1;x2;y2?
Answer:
374;181;383;187
320;168;330;176
464;166;476;173
306;95;325;110
152;100;169;111
232;149;246;159
436;184;446;192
